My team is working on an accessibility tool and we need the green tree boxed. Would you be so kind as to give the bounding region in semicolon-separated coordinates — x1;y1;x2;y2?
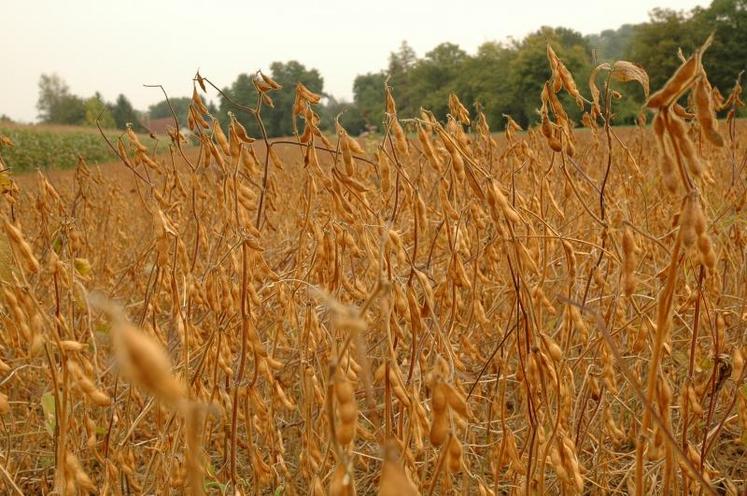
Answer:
455;42;517;129
320;97;366;135
84;92;115;128
36;74;86;125
692;0;747;93
219;61;324;138
217;74;258;135
387;41;418;114
627;9;700;91
353;72;387;131
586;24;636;63
406;42;469;119
341;1;747;130
509;27;591;126
111;94;142;131
148;97;192;122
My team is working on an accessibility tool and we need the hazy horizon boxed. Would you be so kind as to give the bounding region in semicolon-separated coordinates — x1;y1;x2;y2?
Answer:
2;0;708;123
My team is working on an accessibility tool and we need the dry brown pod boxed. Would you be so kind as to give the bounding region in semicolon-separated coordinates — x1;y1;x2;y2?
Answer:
647;54;700;109
647;34;712;108
622;226;638;298
378;440;419;496
448;93;470;125
547;44;584;108
88;294;186;407
259;71;282;90
329;463;355;496
732;347;745;381
296;82;321;104
2;217;39;274
0;392;9;415
429;410;449;446
693;72;724;146
67;361;112;407
334;372;358;446
446;436;463;473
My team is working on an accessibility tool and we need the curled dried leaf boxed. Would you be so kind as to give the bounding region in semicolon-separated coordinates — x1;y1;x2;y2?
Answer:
611;61;650;98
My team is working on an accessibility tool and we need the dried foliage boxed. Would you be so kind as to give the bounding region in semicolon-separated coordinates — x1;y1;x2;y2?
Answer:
0;41;746;495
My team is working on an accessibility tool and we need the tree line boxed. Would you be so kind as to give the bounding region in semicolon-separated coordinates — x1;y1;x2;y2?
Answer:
350;0;746;131
30;0;746;136
35;74;144;131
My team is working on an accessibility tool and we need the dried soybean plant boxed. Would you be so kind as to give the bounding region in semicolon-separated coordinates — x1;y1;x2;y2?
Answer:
0;34;745;496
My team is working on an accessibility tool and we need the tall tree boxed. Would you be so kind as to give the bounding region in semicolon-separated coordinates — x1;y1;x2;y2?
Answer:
320;96;366;135
406;43;469;119
219;61;324;138
627;9;700;91
509;27;590;126
84;92;115;128
36;74;86;125
586;24;636;63
692;0;747;92
111;94;142;130
148;97;192;122
456;42;517;129
387;41;418;114
388;41;417;82
353;72;387;131
218;74;258;134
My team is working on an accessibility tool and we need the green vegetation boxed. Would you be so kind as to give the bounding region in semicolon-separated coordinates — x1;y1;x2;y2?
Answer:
148;96;217;121
350;0;746;131
148;97;190;120
36;74;87;127
36;74;145;132
0;124;154;172
111;94;142;131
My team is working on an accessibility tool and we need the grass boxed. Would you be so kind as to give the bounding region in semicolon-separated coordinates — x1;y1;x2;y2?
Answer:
0;123;157;172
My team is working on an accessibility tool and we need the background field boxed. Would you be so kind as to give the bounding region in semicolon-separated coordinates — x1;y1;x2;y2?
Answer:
0;123;159;172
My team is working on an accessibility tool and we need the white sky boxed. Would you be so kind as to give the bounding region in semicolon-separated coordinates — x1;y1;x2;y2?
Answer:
1;0;708;123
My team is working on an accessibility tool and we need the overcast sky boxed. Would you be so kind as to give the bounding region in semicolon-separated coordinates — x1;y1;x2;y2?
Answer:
1;0;708;123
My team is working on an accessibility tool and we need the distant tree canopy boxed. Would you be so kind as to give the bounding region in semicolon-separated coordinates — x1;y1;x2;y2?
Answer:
84;92;115;129
111;94;143;131
218;61;324;138
30;0;746;135
36;75;144;130
678;0;747;92
148;97;192;121
37;74;86;126
353;71;387;130
347;0;746;131
320;96;366;136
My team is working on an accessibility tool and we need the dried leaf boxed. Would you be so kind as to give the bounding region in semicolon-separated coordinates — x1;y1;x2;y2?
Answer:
611;61;650;98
